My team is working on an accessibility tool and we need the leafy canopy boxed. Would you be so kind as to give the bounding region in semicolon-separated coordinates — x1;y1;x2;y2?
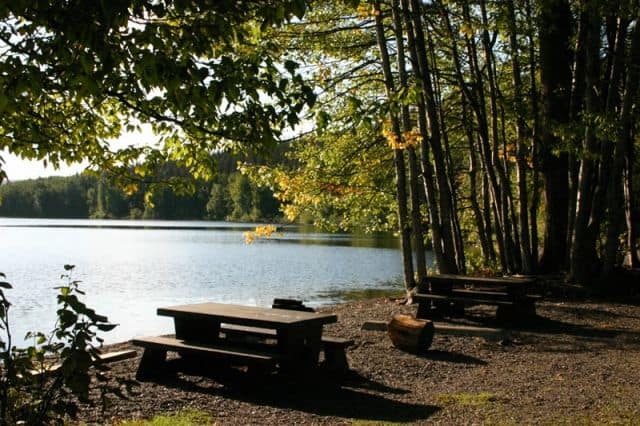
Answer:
0;0;315;186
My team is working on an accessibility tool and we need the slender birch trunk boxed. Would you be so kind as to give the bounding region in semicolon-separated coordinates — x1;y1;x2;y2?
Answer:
392;0;427;286
373;1;415;292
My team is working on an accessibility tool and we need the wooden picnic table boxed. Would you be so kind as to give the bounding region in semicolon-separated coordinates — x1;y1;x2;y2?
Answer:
415;274;538;322
426;273;534;294
133;302;337;379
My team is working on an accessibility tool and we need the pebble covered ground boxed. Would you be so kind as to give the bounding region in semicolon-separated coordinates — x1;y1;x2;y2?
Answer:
78;297;640;425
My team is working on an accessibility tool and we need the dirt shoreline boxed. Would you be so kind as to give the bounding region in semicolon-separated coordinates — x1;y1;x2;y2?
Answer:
79;297;640;424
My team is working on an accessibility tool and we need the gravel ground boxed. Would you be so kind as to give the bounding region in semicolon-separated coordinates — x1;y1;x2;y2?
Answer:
78;297;640;425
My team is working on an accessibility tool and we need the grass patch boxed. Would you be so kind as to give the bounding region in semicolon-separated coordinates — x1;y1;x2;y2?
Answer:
117;409;215;426
436;391;498;407
543;406;640;425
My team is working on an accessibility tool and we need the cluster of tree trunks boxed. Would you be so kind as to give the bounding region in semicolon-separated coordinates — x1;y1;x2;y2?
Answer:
368;0;640;291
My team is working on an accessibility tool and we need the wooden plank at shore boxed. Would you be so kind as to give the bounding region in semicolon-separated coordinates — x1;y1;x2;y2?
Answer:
25;349;137;378
95;348;138;363
361;320;509;340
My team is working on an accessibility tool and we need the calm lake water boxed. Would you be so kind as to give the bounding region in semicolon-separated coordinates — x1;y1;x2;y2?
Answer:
1;218;426;346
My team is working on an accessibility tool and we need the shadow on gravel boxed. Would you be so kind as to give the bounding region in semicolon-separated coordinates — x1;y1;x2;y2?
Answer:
421;349;487;365
154;361;440;423
541;304;640;321
436;307;640;350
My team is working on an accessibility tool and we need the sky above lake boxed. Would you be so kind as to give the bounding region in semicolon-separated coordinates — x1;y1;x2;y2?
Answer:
1;124;155;181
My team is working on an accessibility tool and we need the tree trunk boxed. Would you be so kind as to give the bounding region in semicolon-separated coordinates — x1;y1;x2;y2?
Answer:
624;141;639;267
426;26;466;273
462;93;494;263
569;6;602;284
538;0;573;273
604;16;640;275
479;0;518;273
566;8;588;267
374;1;415;292
392;0;427;285
506;0;533;274
400;0;451;273
408;0;459;274
524;0;540;270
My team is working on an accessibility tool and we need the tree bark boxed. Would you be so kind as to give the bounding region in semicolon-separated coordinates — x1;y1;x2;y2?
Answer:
392;0;427;285
624;141;639;267
538;0;573;273
604;16;640;275
524;0;541;270
479;0;518;273
569;6;602;284
373;1;415;291
566;10;588;258
506;0;533;274
399;0;452;273
407;0;459;274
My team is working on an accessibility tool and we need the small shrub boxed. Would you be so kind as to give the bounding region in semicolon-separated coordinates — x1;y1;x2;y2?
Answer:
0;266;136;425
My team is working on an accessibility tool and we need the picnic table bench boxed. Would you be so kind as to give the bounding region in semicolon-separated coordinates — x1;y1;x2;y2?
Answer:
415;274;539;322
132;301;339;380
221;323;353;372
133;335;279;380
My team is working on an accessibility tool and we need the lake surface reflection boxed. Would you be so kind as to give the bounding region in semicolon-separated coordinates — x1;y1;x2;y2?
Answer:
1;218;421;346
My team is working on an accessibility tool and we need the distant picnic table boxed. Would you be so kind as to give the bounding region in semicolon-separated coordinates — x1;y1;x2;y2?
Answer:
414;274;539;323
133;301;342;380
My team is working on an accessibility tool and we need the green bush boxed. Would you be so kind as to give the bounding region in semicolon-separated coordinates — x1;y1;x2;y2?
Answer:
0;266;136;425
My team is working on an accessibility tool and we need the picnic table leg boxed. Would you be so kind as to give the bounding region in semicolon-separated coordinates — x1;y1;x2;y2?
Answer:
136;347;167;381
323;341;350;373
416;299;450;319
277;325;322;372
173;317;222;365
416;300;431;319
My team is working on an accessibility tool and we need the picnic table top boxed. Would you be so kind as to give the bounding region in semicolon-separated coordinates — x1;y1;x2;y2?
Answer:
427;274;535;286
157;302;337;329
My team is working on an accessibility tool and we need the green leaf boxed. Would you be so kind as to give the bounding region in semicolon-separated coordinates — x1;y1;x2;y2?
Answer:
284;60;298;74
58;310;78;329
96;323;118;332
316;111;331;129
0;281;12;289
290;0;307;18
63;264;75;271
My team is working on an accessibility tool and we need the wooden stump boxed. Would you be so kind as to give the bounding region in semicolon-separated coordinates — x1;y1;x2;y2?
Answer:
387;314;434;355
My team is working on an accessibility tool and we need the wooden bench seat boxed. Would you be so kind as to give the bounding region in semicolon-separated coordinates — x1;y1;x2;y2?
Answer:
132;336;278;380
415;292;518;306
221;324;354;346
451;288;511;298
415;292;537;322
221;323;277;338
220;324;354;372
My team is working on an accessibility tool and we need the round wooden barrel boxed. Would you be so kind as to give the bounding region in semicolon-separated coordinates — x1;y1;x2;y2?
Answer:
387;314;434;354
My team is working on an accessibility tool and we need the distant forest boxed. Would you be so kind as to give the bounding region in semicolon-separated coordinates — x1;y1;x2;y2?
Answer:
0;161;280;221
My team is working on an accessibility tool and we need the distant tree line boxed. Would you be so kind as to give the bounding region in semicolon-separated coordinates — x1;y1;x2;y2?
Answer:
0;162;280;222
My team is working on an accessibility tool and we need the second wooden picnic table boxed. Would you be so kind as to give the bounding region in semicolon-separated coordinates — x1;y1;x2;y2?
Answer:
415;274;538;322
